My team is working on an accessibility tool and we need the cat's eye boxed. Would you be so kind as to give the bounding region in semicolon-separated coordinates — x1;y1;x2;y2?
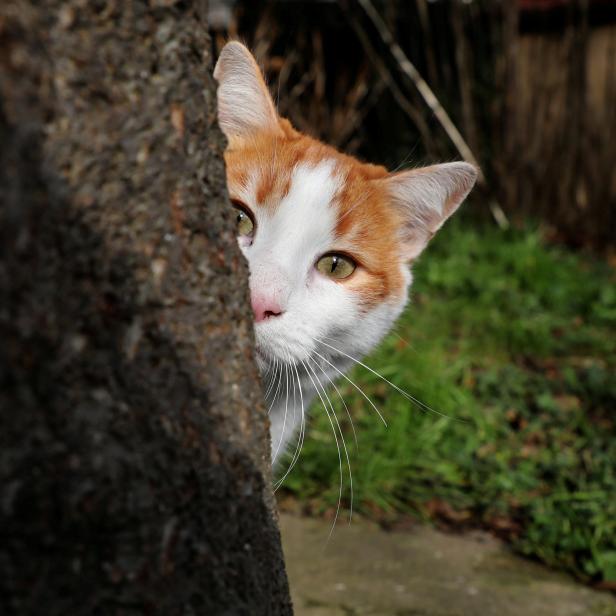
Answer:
316;253;356;280
232;200;255;237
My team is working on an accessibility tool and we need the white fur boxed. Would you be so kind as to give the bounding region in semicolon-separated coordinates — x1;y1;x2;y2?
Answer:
234;160;411;465
214;42;477;469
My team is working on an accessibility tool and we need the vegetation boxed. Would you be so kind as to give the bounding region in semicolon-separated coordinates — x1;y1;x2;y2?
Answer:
279;216;616;585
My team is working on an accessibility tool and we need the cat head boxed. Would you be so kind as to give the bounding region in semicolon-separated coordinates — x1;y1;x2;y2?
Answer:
214;42;477;370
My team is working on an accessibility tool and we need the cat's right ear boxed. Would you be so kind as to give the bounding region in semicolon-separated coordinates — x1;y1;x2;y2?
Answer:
214;41;282;144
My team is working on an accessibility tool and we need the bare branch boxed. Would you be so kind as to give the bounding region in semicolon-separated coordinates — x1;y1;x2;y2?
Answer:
357;0;483;179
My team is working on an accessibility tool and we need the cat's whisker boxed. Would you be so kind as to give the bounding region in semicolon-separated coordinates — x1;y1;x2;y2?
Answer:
293;361;307;466
274;343;300;488
265;367;277;415
275;357;306;490
271;135;279;185
318;336;465;423
391;329;420;355
216;42;479;495
301;360;343;545
263;355;278;399
390;145;420;173
301;358;345;542
307;357;354;525
291;348;297;445
272;350;291;464
265;358;276;407
273;359;285;404
311;348;387;427
269;356;282;399
268;358;284;415
313;358;358;451
335;191;372;224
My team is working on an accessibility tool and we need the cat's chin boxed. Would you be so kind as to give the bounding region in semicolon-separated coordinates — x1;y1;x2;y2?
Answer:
254;343;296;373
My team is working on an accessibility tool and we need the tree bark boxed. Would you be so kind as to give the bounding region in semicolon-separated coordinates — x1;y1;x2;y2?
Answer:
0;1;292;614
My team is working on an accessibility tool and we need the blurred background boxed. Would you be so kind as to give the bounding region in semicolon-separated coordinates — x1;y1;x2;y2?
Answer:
210;0;616;602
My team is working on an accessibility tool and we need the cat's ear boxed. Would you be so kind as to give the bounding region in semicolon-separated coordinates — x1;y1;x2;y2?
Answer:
382;162;478;261
213;41;282;143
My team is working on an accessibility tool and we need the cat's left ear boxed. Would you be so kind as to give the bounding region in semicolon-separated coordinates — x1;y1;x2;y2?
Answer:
213;41;283;144
382;162;478;261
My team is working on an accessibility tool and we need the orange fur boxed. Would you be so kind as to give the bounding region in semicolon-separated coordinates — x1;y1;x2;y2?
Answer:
217;41;475;313
225;125;408;310
214;41;477;466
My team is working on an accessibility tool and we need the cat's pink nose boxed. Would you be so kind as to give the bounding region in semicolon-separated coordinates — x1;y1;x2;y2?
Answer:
251;294;283;323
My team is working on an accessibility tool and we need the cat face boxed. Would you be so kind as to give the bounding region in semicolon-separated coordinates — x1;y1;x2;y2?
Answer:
214;42;477;371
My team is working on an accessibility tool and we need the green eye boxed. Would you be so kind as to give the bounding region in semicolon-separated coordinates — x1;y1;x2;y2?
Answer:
316;253;356;280
232;201;254;237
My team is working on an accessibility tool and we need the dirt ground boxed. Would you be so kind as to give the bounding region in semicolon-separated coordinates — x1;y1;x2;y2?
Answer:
280;514;616;616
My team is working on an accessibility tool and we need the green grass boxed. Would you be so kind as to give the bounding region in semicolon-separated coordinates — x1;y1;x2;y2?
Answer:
279;218;616;584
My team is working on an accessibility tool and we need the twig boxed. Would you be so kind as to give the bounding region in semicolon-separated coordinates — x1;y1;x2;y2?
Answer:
357;0;483;178
357;0;512;228
343;5;437;157
488;200;510;230
335;77;386;149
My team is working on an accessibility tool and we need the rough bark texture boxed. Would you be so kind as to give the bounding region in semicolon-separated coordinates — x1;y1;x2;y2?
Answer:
0;1;292;614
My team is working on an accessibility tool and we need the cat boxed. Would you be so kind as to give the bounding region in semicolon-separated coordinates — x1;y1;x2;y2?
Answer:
213;41;477;470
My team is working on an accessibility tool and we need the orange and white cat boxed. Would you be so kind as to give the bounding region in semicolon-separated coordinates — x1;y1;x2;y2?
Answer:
214;42;477;467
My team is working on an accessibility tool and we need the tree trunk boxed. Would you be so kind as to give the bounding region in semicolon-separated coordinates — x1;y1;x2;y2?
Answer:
0;1;292;614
